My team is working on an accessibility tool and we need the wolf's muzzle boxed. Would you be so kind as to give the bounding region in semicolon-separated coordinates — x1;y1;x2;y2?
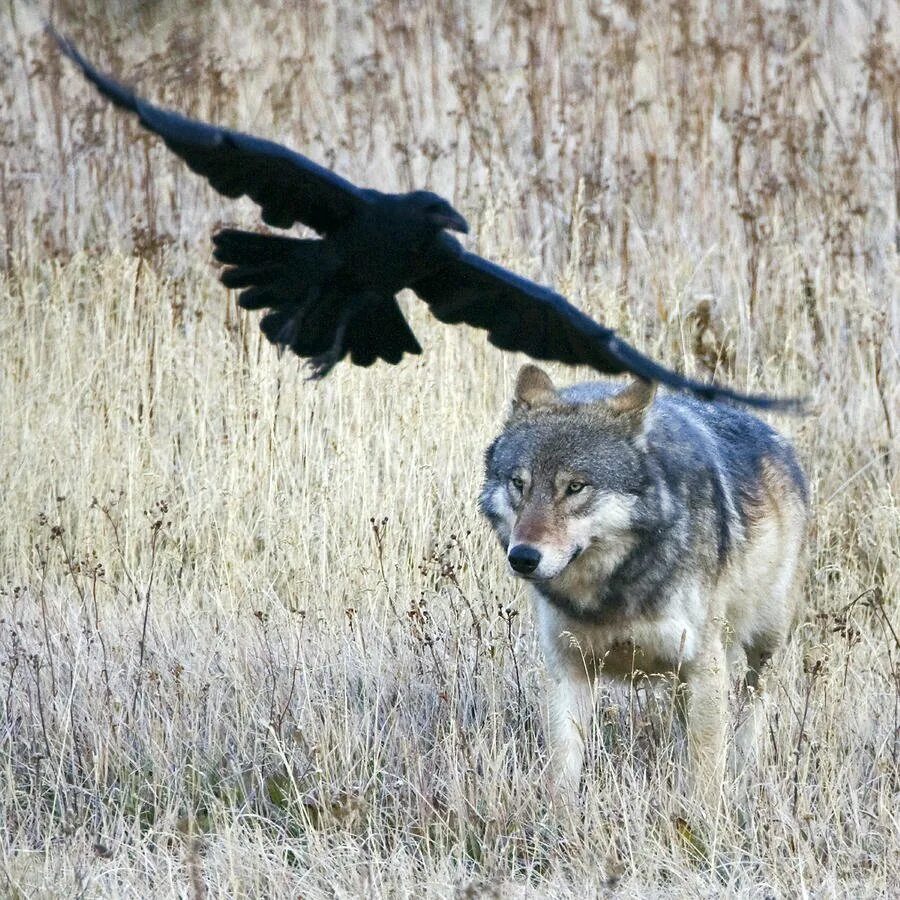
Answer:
508;544;541;576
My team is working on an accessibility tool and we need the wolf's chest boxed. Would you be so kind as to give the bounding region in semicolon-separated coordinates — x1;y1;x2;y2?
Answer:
532;583;704;678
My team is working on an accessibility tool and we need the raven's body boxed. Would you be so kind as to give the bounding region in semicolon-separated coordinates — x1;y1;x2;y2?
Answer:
213;190;467;371
332;194;448;289
52;29;795;409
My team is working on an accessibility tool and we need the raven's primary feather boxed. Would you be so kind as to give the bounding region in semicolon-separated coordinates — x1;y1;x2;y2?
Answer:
52;30;366;234
51;28;799;409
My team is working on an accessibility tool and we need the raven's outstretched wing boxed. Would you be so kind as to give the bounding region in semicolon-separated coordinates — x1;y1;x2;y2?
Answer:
413;238;798;410
51;28;370;233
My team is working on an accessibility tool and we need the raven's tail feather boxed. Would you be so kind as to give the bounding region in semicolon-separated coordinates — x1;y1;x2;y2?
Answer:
347;296;422;367
214;229;420;367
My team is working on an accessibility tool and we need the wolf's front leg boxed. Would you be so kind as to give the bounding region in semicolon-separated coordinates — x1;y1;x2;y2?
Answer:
545;668;594;806
730;644;770;775
683;637;729;818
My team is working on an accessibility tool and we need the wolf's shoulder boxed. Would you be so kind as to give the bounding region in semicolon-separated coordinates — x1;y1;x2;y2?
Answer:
653;393;807;499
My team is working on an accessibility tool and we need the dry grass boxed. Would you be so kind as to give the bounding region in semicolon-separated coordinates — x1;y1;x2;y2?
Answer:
1;0;897;895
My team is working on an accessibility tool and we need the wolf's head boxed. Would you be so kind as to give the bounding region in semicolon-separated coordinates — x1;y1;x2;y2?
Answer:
480;365;657;583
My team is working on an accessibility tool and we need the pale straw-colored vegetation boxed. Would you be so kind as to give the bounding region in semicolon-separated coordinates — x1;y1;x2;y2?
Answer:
0;1;897;895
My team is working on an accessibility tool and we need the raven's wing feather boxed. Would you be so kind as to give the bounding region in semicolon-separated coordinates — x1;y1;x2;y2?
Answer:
412;237;798;410
52;29;370;234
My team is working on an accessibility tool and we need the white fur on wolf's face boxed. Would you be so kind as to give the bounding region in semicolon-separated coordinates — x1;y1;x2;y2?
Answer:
487;476;637;582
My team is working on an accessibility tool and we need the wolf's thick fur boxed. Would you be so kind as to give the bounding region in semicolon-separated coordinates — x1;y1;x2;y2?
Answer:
480;366;808;811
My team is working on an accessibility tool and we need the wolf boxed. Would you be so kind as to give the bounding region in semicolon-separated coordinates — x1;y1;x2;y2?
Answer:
480;365;808;811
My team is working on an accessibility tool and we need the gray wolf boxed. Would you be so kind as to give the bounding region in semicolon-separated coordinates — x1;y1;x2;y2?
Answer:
480;365;808;811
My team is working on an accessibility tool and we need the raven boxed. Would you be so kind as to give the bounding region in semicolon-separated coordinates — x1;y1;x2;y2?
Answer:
52;30;794;408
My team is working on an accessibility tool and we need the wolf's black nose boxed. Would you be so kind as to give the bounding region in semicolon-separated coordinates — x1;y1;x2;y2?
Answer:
508;544;541;575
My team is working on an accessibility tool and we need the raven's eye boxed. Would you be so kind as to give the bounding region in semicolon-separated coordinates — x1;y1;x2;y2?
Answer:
566;481;587;495
510;476;525;492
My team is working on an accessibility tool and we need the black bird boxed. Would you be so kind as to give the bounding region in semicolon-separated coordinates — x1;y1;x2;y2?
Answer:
52;30;794;408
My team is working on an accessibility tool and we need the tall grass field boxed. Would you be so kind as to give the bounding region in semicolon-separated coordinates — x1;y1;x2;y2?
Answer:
0;1;897;895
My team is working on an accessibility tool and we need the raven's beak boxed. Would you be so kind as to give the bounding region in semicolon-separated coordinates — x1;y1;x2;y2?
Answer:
431;210;469;234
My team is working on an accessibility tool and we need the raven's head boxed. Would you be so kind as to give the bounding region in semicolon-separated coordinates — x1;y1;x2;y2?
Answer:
403;191;469;234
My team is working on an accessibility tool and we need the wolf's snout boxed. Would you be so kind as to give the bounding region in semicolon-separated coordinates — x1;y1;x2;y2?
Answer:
508;544;541;575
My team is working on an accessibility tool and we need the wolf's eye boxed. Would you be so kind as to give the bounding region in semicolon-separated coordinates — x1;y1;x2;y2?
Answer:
510;476;525;492
566;481;587;495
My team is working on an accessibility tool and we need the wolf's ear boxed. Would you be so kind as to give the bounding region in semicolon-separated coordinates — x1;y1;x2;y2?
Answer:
606;378;656;434
512;365;557;413
607;378;656;415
